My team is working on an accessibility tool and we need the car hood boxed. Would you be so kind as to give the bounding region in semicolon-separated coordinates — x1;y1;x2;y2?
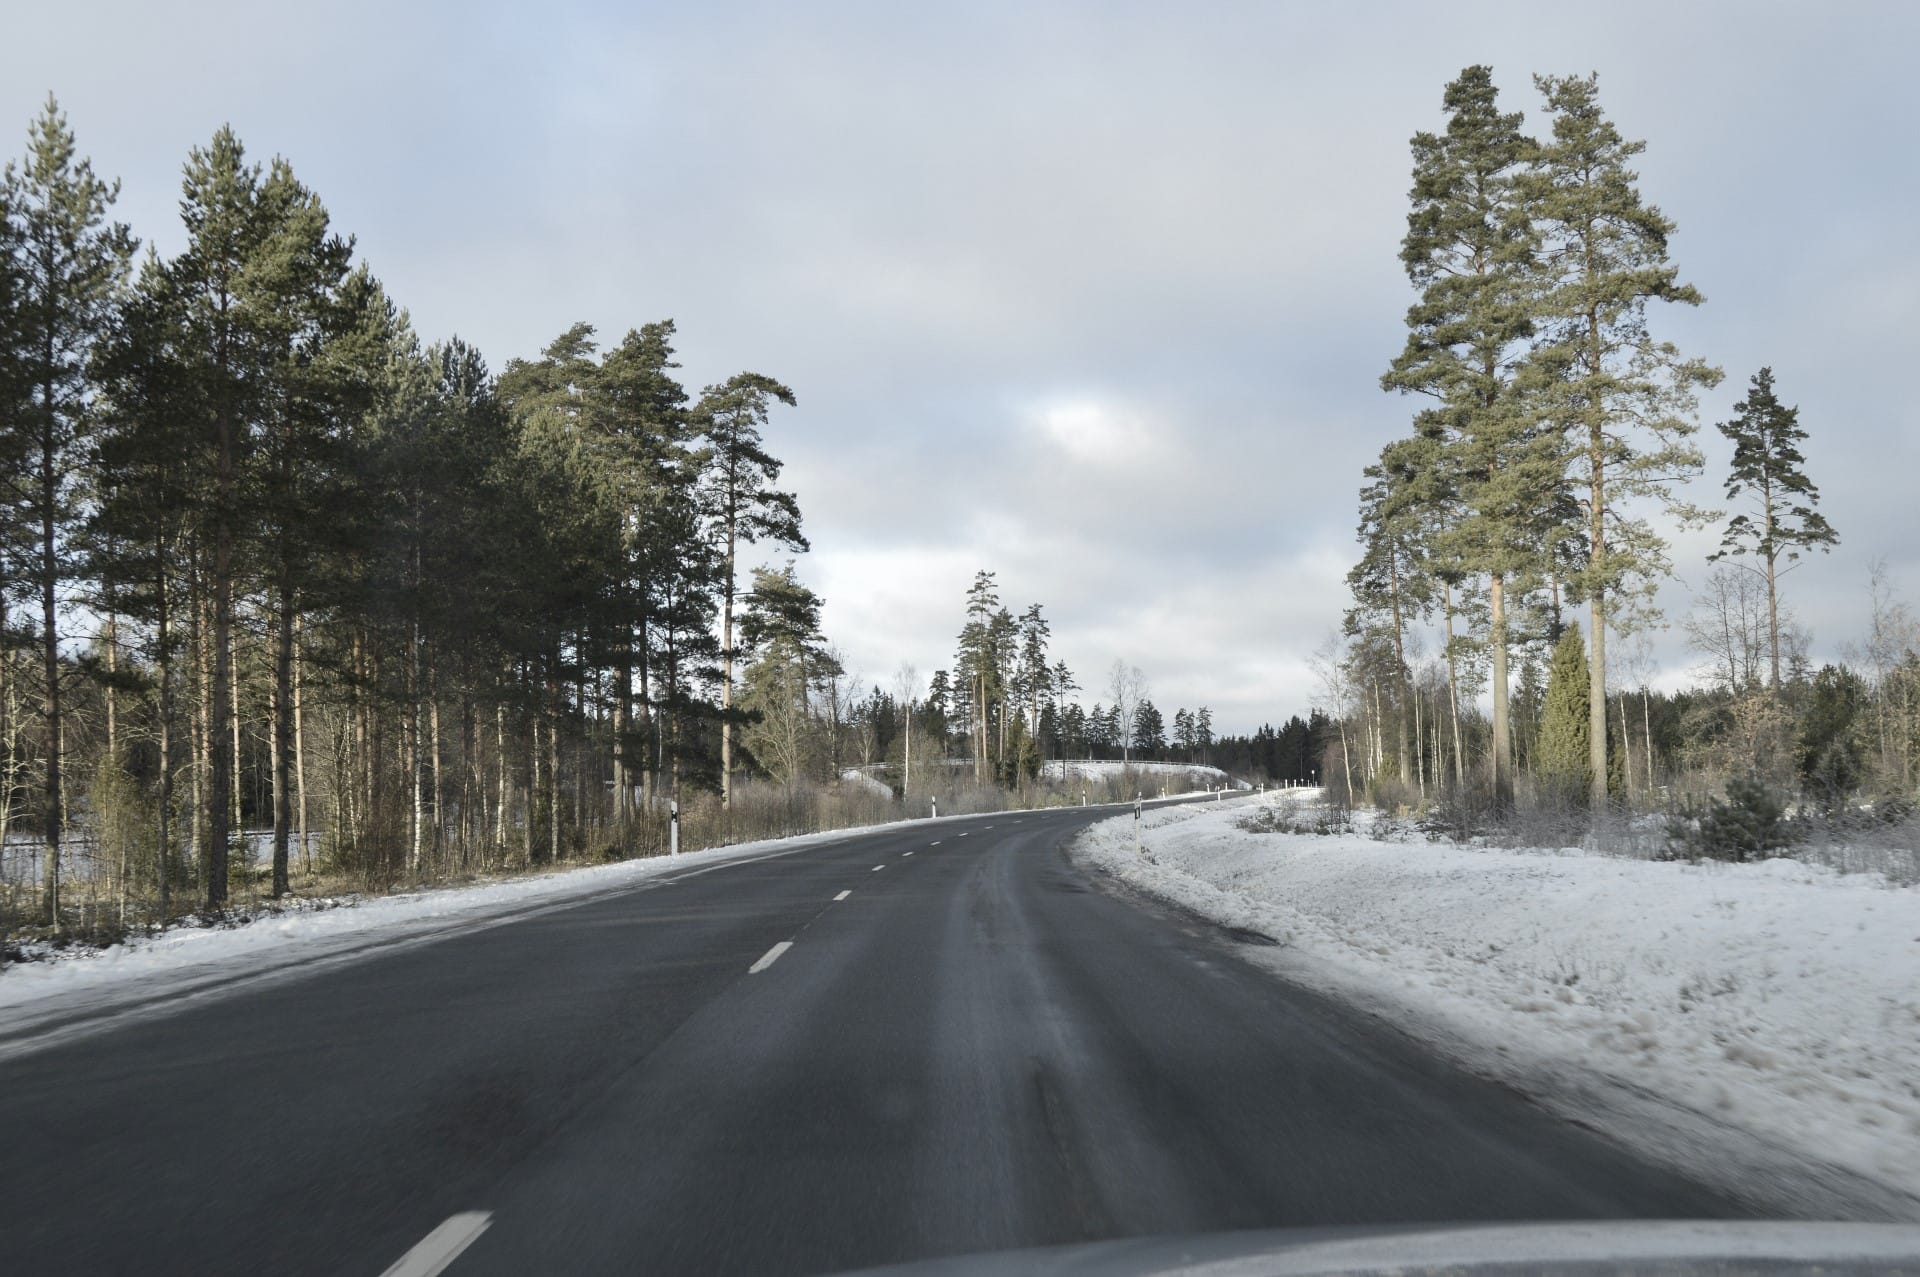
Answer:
843;1221;1920;1275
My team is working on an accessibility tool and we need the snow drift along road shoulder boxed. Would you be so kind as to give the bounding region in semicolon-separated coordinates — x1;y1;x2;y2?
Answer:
1071;793;1920;1222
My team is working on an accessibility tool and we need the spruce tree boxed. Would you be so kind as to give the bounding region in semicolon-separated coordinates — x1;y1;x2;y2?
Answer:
1536;624;1591;803
1710;367;1837;691
1522;74;1721;810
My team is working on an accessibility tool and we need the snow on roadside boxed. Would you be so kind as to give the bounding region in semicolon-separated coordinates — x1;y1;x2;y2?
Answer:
1073;793;1920;1220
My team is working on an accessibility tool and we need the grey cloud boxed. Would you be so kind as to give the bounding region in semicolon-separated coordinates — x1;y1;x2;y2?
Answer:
8;1;1917;732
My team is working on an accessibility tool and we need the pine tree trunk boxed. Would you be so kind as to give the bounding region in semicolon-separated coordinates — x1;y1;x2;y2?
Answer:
271;580;294;897
229;625;242;831
548;669;562;861
1443;581;1465;790
1584;297;1612;812
1642;689;1655;795
1490;572;1512;805
721;520;736;810
614;633;631;828
192;567;209;884
407;615;422;877
294;614;309;879
38;398;62;928
495;700;508;858
430;670;443;869
1389;558;1411;786
1588;418;1610;811
525;701;539;865
155;547;174;920
1617;693;1633;806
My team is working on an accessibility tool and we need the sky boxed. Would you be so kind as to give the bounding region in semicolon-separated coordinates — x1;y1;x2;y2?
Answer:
7;1;1917;734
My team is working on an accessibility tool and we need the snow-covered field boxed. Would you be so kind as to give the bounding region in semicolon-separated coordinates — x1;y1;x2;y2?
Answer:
1040;758;1248;788
1073;792;1920;1221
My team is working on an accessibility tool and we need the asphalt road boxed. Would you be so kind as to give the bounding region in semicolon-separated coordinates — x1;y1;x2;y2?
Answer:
0;802;1745;1275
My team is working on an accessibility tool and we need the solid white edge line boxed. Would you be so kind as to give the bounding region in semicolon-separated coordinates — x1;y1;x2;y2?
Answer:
833;889;851;901
380;1211;493;1277
749;941;793;974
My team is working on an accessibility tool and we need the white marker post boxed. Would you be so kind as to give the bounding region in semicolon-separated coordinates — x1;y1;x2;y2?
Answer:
931;796;938;819
669;800;680;856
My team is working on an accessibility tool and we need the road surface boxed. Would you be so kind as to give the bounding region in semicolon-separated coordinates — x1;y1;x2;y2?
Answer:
0;802;1744;1274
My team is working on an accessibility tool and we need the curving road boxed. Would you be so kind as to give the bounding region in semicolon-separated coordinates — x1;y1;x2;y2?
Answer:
0;803;1743;1274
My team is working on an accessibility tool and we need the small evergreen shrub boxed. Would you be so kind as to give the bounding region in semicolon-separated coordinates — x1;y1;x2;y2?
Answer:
1667;773;1798;863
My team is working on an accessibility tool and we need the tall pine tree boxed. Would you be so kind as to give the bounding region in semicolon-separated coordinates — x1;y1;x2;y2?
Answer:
1710;367;1836;691
1383;67;1550;806
5;97;136;923
693;373;804;811
1523;73;1720;809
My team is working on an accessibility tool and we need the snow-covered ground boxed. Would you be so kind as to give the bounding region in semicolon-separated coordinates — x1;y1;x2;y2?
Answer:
1041;758;1248;789
1073;791;1920;1221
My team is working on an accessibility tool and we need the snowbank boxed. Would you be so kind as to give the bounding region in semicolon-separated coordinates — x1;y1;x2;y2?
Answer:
1073;793;1920;1220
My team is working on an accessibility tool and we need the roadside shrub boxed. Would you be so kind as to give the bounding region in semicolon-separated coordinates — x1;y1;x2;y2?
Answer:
1667;773;1797;863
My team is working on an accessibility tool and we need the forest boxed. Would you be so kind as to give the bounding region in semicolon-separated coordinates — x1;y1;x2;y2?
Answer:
0;98;859;945
1330;67;1919;856
0;100;1274;952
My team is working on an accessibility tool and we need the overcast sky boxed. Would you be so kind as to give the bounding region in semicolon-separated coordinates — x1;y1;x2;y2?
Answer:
9;1;1917;733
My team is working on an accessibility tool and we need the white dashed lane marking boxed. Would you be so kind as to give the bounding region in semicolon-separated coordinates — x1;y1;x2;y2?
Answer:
833;890;851;901
380;1212;493;1277
749;942;793;974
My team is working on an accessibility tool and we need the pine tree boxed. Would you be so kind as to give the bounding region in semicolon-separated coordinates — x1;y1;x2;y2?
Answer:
739;562;831;791
90;253;199;917
244;159;359;896
4;98;136;923
171;125;276;907
693;373;803;811
591;321;691;816
1523;73;1720;810
1016;603;1049;743
1710;367;1837;692
1382;67;1549;806
1536;624;1591;803
1346;432;1440;786
954;571;1000;782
